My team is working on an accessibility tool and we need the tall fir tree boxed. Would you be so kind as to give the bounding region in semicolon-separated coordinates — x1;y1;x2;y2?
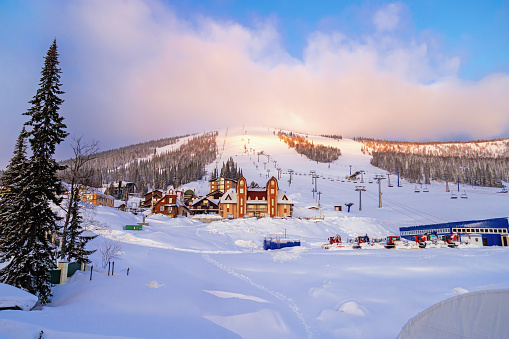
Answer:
0;39;68;304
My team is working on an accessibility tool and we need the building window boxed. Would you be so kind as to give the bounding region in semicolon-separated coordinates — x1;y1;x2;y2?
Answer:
271;189;274;194
271;181;274;186
160;206;164;211
240;188;244;194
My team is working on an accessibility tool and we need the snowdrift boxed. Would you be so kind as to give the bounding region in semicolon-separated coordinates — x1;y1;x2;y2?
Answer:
398;289;509;339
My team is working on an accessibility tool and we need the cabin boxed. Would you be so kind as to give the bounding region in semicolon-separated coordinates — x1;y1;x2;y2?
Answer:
142;190;164;209
153;187;188;218
188;190;223;215
218;176;293;219
81;191;115;208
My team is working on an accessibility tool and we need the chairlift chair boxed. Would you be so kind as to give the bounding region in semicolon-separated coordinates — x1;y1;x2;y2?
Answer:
461;190;468;199
423;186;429;193
450;193;458;199
414;186;420;193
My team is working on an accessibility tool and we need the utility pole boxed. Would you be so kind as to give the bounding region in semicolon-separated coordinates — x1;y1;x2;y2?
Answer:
387;173;393;187
360;170;365;183
310;170;316;184
397;171;402;187
317;191;322;218
314;175;319;201
355;186;366;211
349;165;352;176
277;168;281;180
374;174;386;208
288;169;294;184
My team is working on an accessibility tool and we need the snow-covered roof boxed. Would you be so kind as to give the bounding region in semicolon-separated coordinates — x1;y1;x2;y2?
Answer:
192;196;220;206
277;190;294;204
249;188;267;192
114;200;125;208
0;283;37;311
219;188;237;203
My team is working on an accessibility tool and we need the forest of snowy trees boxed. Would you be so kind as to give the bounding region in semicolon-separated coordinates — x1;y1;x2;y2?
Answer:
60;132;218;196
358;138;509;187
278;131;341;163
210;157;243;181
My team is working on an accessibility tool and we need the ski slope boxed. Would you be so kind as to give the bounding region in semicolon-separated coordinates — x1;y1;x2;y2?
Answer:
1;126;509;338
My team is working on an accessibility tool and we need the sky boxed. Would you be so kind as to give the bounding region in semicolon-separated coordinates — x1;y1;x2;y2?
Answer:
0;0;508;168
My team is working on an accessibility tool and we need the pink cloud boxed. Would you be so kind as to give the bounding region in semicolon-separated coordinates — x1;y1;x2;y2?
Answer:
54;0;509;142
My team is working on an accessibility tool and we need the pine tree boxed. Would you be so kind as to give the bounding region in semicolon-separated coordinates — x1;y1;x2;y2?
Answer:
64;190;97;264
0;39;68;304
0;127;29;254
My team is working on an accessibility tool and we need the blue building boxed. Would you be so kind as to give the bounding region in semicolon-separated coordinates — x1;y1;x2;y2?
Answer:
399;218;509;246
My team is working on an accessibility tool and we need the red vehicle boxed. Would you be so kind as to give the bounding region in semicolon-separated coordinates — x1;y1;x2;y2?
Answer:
441;233;470;247
329;234;342;244
385;236;401;249
411;235;427;248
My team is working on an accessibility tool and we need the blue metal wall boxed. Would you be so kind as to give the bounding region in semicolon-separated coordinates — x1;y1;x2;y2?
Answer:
399;217;509;246
263;238;301;250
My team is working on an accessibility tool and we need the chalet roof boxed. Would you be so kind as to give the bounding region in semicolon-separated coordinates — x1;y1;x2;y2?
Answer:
219;188;237;203
277;191;294;204
191;197;219;207
249;187;267;192
209;177;238;183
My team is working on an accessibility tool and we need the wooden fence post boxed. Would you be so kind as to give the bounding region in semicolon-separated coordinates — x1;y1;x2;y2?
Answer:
58;261;69;285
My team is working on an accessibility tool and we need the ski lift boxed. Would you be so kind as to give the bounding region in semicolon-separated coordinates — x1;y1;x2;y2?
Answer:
450;193;458;199
423;186;429;193
461;190;468;199
414;186;420;193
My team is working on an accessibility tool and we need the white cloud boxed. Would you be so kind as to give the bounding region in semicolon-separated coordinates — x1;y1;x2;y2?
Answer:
2;0;509;166
373;3;402;33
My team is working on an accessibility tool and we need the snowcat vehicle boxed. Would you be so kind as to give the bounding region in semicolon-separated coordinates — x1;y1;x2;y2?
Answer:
322;234;344;249
384;236;403;249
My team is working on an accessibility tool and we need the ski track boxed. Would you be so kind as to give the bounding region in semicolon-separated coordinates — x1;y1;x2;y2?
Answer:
202;253;314;339
92;227;243;255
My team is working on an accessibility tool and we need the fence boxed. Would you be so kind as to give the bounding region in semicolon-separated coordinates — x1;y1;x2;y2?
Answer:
49;261;87;285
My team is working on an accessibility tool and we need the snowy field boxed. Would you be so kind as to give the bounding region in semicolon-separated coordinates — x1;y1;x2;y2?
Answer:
1;126;509;338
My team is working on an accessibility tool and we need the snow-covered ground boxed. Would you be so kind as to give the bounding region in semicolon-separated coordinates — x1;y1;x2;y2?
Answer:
1;126;509;338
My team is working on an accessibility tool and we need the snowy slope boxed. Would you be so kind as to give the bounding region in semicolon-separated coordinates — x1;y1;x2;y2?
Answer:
1;126;509;339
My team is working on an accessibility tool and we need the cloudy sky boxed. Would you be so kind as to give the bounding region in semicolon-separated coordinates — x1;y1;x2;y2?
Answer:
1;0;508;168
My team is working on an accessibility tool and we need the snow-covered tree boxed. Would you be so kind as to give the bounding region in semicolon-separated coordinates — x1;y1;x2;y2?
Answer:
0;39;68;304
0;127;29;255
64;190;97;264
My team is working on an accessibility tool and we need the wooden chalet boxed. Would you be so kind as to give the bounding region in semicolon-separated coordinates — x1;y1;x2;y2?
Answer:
153;187;188;218
80;190;115;208
218;176;293;219
188;190;223;215
209;177;237;193
142;190;164;208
